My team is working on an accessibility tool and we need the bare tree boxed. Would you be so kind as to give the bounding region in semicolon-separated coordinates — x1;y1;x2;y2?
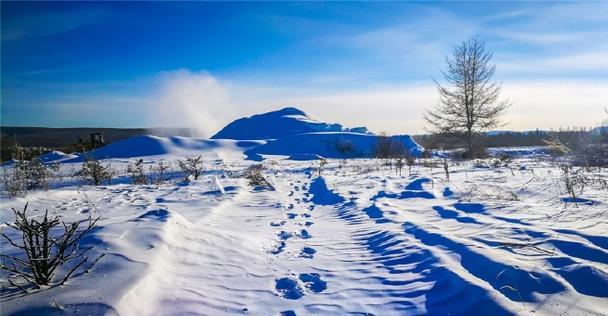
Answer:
425;36;510;158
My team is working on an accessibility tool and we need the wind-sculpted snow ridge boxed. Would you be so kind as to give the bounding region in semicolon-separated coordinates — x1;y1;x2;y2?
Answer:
1;157;607;315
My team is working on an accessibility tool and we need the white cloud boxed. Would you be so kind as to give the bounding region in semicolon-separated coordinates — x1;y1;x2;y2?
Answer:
229;79;608;135
499;51;608;74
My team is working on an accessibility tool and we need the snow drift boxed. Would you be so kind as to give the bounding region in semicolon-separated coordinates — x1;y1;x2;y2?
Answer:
66;135;263;161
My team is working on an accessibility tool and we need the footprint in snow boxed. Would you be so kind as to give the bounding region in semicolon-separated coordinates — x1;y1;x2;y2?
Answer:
275;273;327;299
287;213;298;219
299;229;312;239
277;231;293;240
270;241;286;255
299;273;327;293
270;220;286;227
295;221;314;227
275;277;304;299
299;247;316;259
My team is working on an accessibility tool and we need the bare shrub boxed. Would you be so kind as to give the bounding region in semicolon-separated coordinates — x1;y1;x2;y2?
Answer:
245;164;271;188
149;159;170;185
560;165;587;204
2;158;52;197
573;142;608;167
544;138;571;157
178;156;203;181
404;150;416;175
0;203;103;290
443;159;450;182
317;158;328;176
127;159;148;185
395;158;404;176
374;133;405;159
80;158;113;186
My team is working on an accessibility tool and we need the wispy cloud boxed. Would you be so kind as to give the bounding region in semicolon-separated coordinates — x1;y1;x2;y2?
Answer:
1;7;105;41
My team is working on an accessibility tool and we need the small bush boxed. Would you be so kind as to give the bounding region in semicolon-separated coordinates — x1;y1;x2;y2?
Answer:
127;159;148;185
544;138;571;157
178;156;203;181
0;203;102;290
2;158;52;196
560;165;587;204
149;160;170;185
573;143;608;167
395;158;404;176
245;164;271;188
317;158;327;176
374;133;406;159
81;158;113;186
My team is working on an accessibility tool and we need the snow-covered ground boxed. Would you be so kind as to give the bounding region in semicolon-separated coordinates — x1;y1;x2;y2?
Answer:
1;153;607;315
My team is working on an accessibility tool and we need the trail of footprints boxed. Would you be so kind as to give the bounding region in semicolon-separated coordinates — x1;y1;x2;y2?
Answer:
268;179;327;302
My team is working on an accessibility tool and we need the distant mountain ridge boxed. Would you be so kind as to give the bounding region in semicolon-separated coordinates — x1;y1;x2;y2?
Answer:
211;107;371;140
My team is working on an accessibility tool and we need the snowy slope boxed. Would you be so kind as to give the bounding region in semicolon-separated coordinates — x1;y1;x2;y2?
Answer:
246;132;423;159
66;135;264;162
211;107;371;140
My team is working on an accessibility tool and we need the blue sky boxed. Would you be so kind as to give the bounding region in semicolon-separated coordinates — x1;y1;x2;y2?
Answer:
2;1;607;135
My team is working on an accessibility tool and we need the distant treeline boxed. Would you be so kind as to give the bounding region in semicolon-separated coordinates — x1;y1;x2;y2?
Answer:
0;126;194;161
414;127;607;150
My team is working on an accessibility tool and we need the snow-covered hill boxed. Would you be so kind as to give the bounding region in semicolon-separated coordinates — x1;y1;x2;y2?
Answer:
212;107;371;140
61;107;421;161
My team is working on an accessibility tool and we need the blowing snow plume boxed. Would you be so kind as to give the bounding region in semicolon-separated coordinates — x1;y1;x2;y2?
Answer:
149;70;236;137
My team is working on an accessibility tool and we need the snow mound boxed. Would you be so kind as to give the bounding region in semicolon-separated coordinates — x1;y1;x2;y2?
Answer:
40;151;79;163
246;132;423;159
211;107;371;140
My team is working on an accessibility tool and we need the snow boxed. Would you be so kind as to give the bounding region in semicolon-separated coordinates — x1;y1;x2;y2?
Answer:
39;151;78;163
246;132;423;159
65;135;264;162
1;109;606;315
1;153;607;315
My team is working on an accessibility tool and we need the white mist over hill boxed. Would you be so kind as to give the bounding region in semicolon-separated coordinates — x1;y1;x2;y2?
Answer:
149;70;237;137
